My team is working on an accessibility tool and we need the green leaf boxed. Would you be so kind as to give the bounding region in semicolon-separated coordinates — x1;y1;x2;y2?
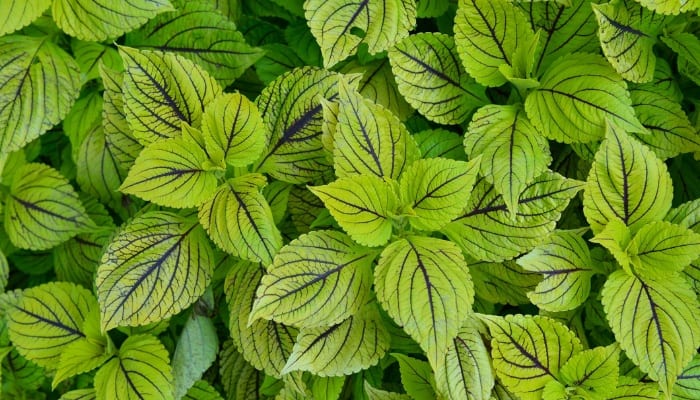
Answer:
633;0;699;15
250;230;375;328
282;303;390;376
172;315;218;399
5;163;91;250
626;221;700;279
389;32;486;124
470;260;542;305
364;381;411;400
591;218;634;273
52;0;174;41
0;250;7;293
76;124;128;205
119;46;222;144
661;32;700;87
393;353;437;400
414;129;467;161
127;1;263;85
583;122;673;234
263;181;292;225
120;134;219;208
525;53;645;143
0;35;81;153
517;230;594;312
255;43;306;85
2;348;46;394
304;0;416;67
184;381;224;400
64;90;103;162
95;334;173;400
311;376;345;400
444;172;584;262
434;318;494;400
60;389;97;400
465;104;551;216
609;376;659;399
483;314;583;400
601;270;700;395
71;40;122;83
96;211;214;330
376;236;473;367
309;175;398;247
454;0;535;87
198;174;282;264
219;340;265;400
0;0;51;36
398;157;480;231
334;80;420;180
558;345;619;394
675;354;700;400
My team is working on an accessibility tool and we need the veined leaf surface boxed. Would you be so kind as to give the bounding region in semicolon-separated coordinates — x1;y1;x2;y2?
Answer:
583;122;673;234
558;345;619;394
414;129;467;161
250;230;375;328
602;270;700;395
172;315;218;399
304;0;416;67
661;33;700;86
393;353;438;400
375;236;473;368
183;381;224;400
71;40;121;83
0;0;51;36
5;163;91;250
96;211;214;330
364;382;411;400
470;260;542;305
633;0;699;15
525;53;645;143
0;35;81;152
675;354;700;399
76;124;127;205
59;389;97;400
626;221;700;279
218;341;266;400
389;32;487;124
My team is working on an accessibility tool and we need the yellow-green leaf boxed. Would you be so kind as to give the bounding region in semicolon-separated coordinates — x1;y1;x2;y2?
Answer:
675;354;700;400
71;40;122;83
53;331;113;389
219;340;265;400
184;380;224;400
661;33;700;86
60;389;97;400
393;353;438;400
76;123;127;205
0;250;6;293
470;260;542;306
364;381;412;400
609;376;659;399
414;129;467;161
626;221;700;279
633;0;699;15
558;345;619;394
0;0;51;36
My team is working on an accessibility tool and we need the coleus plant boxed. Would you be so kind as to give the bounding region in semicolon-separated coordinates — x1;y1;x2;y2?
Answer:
0;0;699;399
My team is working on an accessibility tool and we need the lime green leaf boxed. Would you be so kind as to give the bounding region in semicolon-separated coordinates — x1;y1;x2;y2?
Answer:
393;353;438;400
250;230;375;328
288;185;325;234
376;236;473;367
470;260;542;305
2;348;46;394
60;389;97;400
53;329;113;389
0;250;6;293
304;0;416;68
199;174;282;264
445;172;584;262
7;282;96;369
5;163;91;250
99;64;142;169
71;40;122;83
675;354;700;400
0;0;51;36
172;315;218;399
202;93;267;167
255;67;340;183
434;318;494;400
365;381;411;399
558;345;619;394
64;90;103;161
309;175;398;247
454;0;535;87
127;1;263;85
414;129;467;161
399;157;480;231
661;33;700;86
282;303;389;376
593;1;669;83
389;32;487;124
119;46;222;144
525;53;645;143
255;44;306;84
120;135;219;208
627;221;700;278
225;261;296;378
96;211;214;330
483;314;583;400
76;124;127;205
517;230;594;312
52;0;174;41
583;122;673;234
601;270;700;395
311;376;345;400
184;381;224;400
334;80;420;179
0;35;80;153
609;376;659;399
263;181;292;225
219;340;265;400
465;104;550;215
633;0;699;15
95;334;173;400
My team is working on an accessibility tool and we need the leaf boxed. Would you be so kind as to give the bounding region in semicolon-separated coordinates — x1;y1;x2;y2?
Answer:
94;334;174;400
609;376;659;399
201;93;267;167
311;376;345;400
662;32;700;85
304;0;416;67
250;230;375;328
375;236;473;367
558;345;619;393
434;318;494;400
388;32;486;124
525;53;645;143
626;221;700;279
52;325;113;388
119;46;222;144
483;314;583;400
127;1;263;85
364;381;411;400
633;0;699;15
0;250;7;293
583;122;673;234
414;129;467;161
0;0;51;36
454;0;535;87
96;211;214;330
675;354;700;400
0;35;81;153
60;389;97;400
184;381;224;400
393;353;437;400
334;80;420;180
52;0;174;41
517;230;594;312
398;157;480;231
99;64;142;169
71;40;122;83
470;260;542;305
218;340;265;400
601;270;700;395
591;218;634;273
172;315;219;399
465;104;551;216
5;163;91;250
282;303;389;376
309;175;398;247
76;123;128;205
199;174;282;264
444;172;584;262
